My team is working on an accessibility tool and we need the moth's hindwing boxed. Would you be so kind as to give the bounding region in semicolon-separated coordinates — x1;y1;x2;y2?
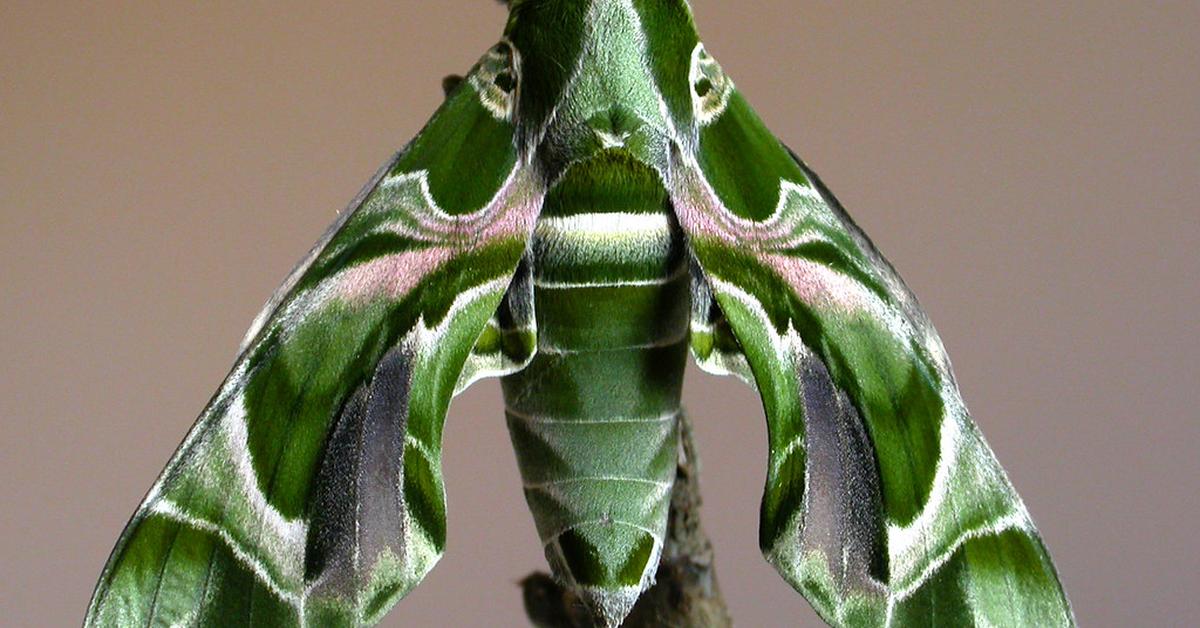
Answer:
86;41;544;627
670;47;1073;626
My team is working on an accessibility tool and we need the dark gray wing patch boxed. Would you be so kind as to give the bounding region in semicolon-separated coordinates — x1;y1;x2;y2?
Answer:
306;344;413;597
795;350;887;594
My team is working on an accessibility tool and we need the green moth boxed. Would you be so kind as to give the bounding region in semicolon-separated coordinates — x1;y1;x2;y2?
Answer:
87;1;1073;626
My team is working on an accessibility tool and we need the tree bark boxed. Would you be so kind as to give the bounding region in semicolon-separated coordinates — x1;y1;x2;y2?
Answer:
520;411;732;627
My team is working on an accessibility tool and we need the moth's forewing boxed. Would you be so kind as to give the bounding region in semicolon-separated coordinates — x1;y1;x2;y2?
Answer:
671;45;1073;627
86;42;544;627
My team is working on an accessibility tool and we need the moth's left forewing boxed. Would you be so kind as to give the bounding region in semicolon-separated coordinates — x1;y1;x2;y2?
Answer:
667;46;1072;626
87;40;545;627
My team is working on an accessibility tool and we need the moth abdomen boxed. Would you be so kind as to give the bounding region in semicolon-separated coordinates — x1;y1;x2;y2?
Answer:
500;149;689;625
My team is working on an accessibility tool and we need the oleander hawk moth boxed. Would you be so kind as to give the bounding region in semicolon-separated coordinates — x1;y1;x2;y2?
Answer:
86;1;1072;626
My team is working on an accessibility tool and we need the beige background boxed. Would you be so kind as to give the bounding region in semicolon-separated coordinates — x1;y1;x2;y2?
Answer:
3;1;1197;626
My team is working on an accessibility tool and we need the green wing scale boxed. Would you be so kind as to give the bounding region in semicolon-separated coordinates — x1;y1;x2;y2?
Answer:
672;45;1072;626
86;42;543;626
90;2;1071;627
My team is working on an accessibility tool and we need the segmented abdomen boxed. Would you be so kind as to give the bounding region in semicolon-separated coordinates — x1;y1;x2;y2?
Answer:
500;152;688;615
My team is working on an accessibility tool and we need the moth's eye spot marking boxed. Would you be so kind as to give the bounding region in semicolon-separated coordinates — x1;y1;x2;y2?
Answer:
469;40;520;120
493;71;516;93
689;44;733;127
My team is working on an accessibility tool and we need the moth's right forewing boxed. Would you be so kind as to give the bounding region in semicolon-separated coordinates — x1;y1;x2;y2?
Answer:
669;46;1073;627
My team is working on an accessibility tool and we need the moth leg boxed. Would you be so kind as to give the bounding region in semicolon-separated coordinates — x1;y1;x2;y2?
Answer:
456;254;538;394
687;258;752;385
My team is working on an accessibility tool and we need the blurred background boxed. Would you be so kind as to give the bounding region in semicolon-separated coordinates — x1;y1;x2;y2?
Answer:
2;1;1196;625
